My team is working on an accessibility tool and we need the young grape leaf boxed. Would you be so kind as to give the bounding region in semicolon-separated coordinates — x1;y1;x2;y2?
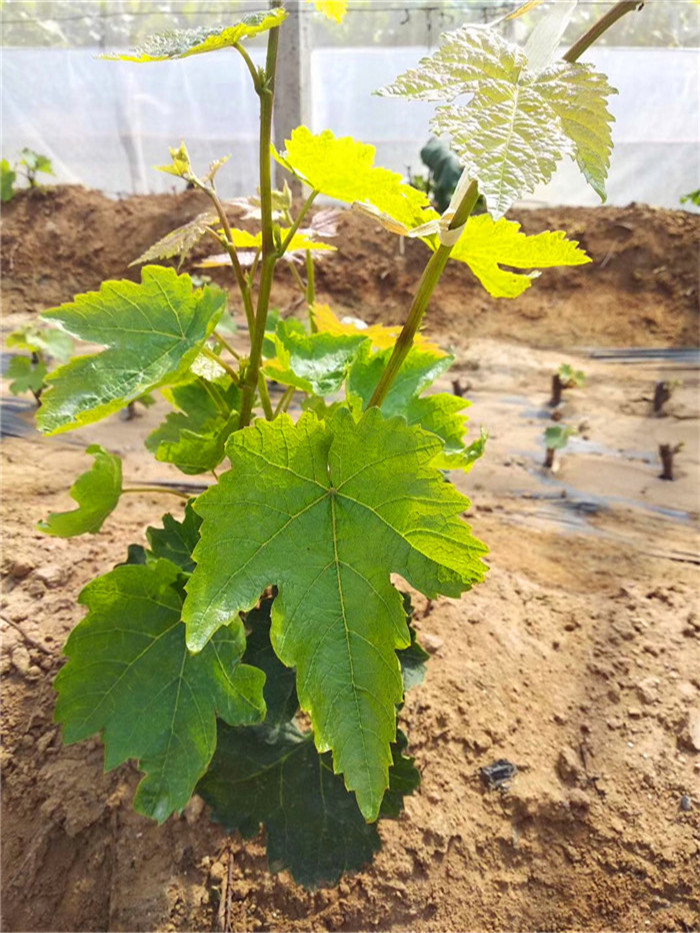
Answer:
311;303;445;355
146;378;239;475
1;159;16;202
264;319;369;396
7;324;74;361
146;503;202;573
379;21;616;215
105;8;287;62
55;559;266;823
131;210;219;268
347;344;479;470
38;444;122;537
37;266;225;435
199;722;418;888
307;0;348;24
6;355;47;396
184;408;487;820
273;127;434;232
449;213;590;298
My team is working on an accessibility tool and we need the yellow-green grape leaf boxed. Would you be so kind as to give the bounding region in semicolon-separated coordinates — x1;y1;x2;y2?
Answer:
274;127;434;232
38;444;122;537
264;319;368;396
131;210;218;267
156;141;193;179
105;8;287;62
55;559;266;823
450;213;590;298
347;344;479;470
311;303;446;355
37;266;225;435
199;227;335;268
379;20;616;216
183;409;487;820
146;378;239;475
307;0;348;24
7;324;74;361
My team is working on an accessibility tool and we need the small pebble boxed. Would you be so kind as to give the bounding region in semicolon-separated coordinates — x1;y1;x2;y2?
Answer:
680;795;693;812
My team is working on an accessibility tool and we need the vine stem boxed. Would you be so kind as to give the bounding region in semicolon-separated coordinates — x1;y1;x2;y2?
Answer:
368;180;480;409
213;330;241;360
273;385;295;417
369;0;645;410
200;345;240;384
122;486;191;501
278;189;319;255
563;1;644;63
238;19;281;429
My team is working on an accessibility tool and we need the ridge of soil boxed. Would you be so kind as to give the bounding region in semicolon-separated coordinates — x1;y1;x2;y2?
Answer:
1;186;699;933
2;185;699;348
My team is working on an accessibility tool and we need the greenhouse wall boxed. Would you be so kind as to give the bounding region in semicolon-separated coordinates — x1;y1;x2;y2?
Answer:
2;43;698;209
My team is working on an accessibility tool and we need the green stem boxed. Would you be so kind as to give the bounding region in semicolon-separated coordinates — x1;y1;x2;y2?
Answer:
258;372;275;420
288;260;307;297
205;226;255;335
201;345;240;385
233;41;261;89
273;385;295;417
238;22;281;429
563;1;644;63
122;486;191;501
368;180;480;409
306;249;315;309
213;330;241;360
278;189;319;256
200;377;232;419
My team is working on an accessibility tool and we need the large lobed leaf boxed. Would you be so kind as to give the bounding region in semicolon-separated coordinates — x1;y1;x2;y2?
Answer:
450;213;590;297
274;127;434;232
105;9;287;62
37;266;224;435
184;408;487;820
347;344;484;472
379;20;616;216
199;596;419;888
55;558;266;823
39;444;122;537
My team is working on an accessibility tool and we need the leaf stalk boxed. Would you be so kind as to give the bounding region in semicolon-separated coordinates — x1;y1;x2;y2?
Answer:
563;1;644;63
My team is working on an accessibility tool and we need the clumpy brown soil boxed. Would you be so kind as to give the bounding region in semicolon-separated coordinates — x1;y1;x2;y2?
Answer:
1;187;699;933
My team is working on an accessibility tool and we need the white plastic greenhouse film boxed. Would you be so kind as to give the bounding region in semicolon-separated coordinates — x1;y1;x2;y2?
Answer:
1;45;698;209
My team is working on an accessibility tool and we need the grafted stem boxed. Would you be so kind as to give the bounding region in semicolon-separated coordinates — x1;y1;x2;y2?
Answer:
368;180;480;409
564;1;644;64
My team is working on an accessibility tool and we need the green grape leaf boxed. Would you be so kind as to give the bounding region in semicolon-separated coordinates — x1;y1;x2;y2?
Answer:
19;148;54;176
156;141;193;179
38;444;122;537
396;594;430;692
132;210;218;268
6;355;47;396
264;320;369;396
55;559;266;823
105;9;287;62
273;127;434;232
7;323;74;361
347;344;478;470
37;266;224;435
146;503;202;573
545;424;574;450
449;213;590;298
1;159;16;202
199;722;418;889
379;22;616;215
146;378;239;475
242;598;299;730
184;408;487;819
